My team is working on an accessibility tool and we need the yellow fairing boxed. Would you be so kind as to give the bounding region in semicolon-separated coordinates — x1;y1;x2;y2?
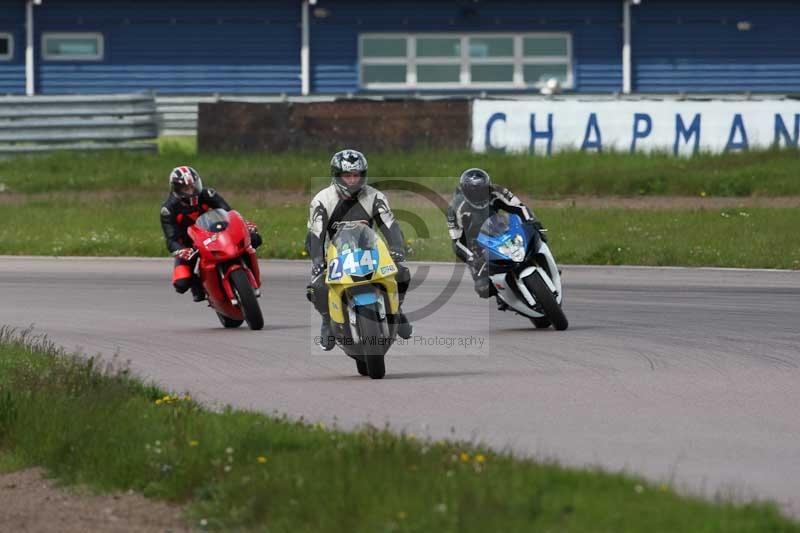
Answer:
325;238;399;325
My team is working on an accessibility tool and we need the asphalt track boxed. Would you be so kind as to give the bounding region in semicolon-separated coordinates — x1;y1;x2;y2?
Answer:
1;257;799;516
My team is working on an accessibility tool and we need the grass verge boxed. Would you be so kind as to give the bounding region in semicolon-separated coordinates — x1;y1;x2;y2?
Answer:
0;143;798;197
0;326;797;532
1;197;799;269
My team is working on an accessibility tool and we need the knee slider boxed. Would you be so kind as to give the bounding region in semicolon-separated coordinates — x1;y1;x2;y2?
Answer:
174;277;192;293
475;277;495;299
395;265;411;283
306;284;316;304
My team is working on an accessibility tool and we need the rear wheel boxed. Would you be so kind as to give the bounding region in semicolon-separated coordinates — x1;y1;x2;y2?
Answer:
230;269;264;330
356;360;369;376
355;303;387;379
217;312;243;328
524;272;568;331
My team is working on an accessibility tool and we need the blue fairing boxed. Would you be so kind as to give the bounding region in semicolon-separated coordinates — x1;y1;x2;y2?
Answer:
476;213;532;262
352;292;379;306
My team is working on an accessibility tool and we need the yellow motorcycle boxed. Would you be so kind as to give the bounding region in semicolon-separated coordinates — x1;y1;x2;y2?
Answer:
325;221;400;379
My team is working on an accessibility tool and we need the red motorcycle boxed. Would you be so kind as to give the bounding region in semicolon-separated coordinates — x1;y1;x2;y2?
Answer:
187;208;264;330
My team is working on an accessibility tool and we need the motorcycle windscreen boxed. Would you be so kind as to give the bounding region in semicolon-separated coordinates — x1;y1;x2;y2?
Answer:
476;212;527;262
195;209;230;233
327;223;380;280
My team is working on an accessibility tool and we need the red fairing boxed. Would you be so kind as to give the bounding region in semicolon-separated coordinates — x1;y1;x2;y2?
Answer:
187;210;261;321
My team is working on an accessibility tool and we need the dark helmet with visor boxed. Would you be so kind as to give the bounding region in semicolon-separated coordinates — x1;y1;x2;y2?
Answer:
169;166;203;206
330;149;368;198
459;168;493;209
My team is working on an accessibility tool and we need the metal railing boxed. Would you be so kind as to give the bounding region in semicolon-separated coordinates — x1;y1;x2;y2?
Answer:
0;93;158;154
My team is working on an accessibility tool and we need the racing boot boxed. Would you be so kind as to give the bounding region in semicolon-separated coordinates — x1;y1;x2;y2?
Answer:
190;278;206;303
319;313;335;351
396;308;413;340
496;295;509;311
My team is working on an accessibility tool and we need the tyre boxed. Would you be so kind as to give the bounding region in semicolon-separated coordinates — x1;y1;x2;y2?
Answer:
217;312;243;328
530;317;551;329
229;269;264;330
524;272;568;331
356;359;369;376
355;303;387;379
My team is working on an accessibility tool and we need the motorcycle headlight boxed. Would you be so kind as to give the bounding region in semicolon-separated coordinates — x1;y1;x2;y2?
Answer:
497;235;525;262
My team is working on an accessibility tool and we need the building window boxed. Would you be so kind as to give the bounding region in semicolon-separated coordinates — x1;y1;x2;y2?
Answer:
360;33;572;90
42;33;104;61
0;33;12;61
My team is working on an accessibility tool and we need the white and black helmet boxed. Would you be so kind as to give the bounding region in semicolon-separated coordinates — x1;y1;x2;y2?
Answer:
330;149;368;198
459;168;493;209
169;166;203;205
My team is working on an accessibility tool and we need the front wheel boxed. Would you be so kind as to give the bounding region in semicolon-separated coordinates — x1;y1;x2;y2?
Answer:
229;269;264;330
355;303;387;379
524;272;568;331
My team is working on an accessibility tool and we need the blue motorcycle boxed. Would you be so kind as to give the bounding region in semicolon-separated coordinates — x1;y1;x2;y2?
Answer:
476;212;568;330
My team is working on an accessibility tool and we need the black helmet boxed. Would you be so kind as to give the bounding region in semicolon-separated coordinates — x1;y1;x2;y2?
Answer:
169;166;203;206
459;168;493;209
330;149;368;198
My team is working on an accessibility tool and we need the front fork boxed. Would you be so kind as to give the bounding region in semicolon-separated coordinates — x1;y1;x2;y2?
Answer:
217;255;261;305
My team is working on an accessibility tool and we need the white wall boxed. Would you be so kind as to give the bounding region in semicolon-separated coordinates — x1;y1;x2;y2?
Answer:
472;99;800;155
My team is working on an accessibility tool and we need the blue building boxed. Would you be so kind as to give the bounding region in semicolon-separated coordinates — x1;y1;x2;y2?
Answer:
0;0;798;96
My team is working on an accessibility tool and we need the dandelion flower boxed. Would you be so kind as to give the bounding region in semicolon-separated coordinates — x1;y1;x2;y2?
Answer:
459;452;470;463
474;454;486;464
634;484;644;494
397;511;407;520
189;440;199;447
200;518;208;527
257;456;268;464
226;447;234;455
155;399;162;405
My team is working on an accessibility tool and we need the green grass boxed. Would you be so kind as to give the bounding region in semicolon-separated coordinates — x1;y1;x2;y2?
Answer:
2;196;799;269
0;327;796;532
0;143;798;196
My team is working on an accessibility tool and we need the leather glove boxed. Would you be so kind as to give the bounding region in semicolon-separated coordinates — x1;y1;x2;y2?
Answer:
311;262;326;277
526;220;548;243
173;248;195;261
249;231;263;249
245;220;258;233
537;226;549;243
390;249;406;263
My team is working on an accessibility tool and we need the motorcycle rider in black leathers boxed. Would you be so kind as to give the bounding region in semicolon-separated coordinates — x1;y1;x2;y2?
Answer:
447;168;547;302
305;149;413;350
160;165;262;302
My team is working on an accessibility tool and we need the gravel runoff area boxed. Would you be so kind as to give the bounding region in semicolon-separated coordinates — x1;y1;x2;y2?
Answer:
0;468;194;533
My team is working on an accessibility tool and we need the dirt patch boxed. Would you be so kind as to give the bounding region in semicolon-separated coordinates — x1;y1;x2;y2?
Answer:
3;189;800;210
0;468;194;533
